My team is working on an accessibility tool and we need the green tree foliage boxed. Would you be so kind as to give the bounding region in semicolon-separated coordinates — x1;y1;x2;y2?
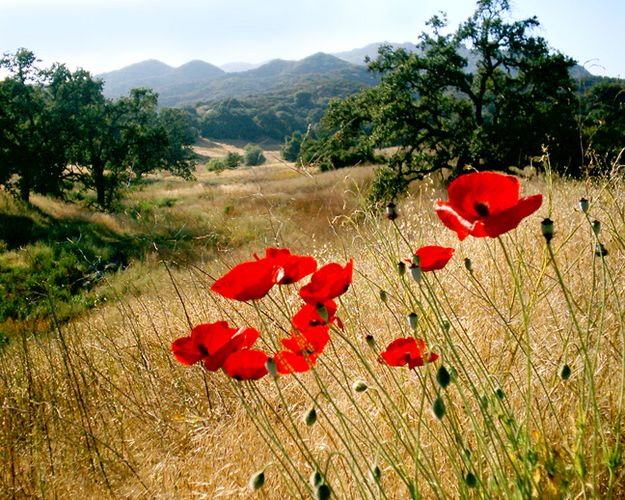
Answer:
580;80;625;169
281;131;303;162
299;0;580;201
0;49;197;208
243;144;266;166
0;49;53;201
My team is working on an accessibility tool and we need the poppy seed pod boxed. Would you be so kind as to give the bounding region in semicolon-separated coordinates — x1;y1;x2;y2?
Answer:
370;464;382;482
432;396;446;420
304;407;317;426
464;472;478;488
410;264;422;283
595;243;608;257
579;197;589;213
560;363;572;380
436;366;451;389
249;470;265;491
353;380;368;393
265;358;278;379
379;290;388;303
397;261;406;276
407;312;418;330
592;219;601;236
464;257;473;272
385;202;398;220
315;483;332;500
316;304;329;322
365;334;375;348
310;470;323;488
541;218;554;243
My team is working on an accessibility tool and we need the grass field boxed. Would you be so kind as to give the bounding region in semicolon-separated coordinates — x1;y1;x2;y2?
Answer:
1;143;624;498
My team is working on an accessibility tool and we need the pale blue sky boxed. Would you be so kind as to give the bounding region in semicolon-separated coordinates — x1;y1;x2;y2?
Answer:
1;0;623;77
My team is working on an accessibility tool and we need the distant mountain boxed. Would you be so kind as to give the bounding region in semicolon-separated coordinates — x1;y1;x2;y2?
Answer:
100;52;377;107
99;43;595;107
220;61;260;73
334;41;593;79
100;60;224;98
333;42;417;65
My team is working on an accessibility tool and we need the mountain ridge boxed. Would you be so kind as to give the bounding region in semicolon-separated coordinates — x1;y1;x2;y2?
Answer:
99;42;595;107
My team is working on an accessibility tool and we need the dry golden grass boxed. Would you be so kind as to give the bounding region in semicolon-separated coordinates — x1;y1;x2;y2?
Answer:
1;153;625;497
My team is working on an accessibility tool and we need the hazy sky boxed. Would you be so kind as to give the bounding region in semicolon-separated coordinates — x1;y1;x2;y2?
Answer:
1;0;623;77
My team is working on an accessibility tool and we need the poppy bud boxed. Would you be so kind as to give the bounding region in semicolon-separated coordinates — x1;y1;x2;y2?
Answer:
407;312;418;330
315;483;332;500
464;257;473;272
370;464;382;482
316;304;329;322
559;363;572;380
579;197;589;214
410;264;422;283
541;218;554;243
310;470;323;487
379;290;388;303
592;219;601;236
442;320;450;333
249;470;265;491
495;388;505;400
397;261;406;276
436;366;451;389
265;358;278;379
304;407;317;426
353;380;368;393
432;396;446;420
385;202;398;221
365;334;375;348
595;243;608;257
464;472;477;488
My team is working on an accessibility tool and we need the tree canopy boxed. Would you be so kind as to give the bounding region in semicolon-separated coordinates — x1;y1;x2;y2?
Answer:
0;49;197;208
297;0;582;201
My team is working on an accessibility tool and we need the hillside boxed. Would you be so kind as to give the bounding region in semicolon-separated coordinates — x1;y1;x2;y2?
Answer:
100;53;377;107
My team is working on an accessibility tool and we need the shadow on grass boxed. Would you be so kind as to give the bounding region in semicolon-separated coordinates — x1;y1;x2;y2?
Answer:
0;202;225;342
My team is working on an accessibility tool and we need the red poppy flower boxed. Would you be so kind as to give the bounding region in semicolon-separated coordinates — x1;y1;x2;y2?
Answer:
222;349;269;380
171;321;260;371
435;172;543;240
378;337;439;369
211;259;279;301
412;246;455;272
260;248;317;285
274;350;317;374
299;260;353;305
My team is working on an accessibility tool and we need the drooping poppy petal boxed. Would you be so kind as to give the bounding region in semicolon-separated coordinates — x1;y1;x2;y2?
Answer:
172;321;238;367
171;336;203;366
413;246;455;272
222;350;269;380
274;350;317;374
299;260;353;305
203;326;260;371
435;172;542;240
378;337;438;369
483;194;544;238
281;327;330;355
211;259;279;301
262;248;318;285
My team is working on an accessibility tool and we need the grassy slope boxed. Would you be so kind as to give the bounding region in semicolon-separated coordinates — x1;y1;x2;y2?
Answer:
1;148;624;497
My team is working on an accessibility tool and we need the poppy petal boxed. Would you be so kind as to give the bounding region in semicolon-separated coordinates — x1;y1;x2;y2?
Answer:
171;336;203;365
449;172;520;217
414;246;455;272
211;260;279;301
275;350;317;374
434;201;473;241
264;248;318;285
222;350;269;380
483;194;543;237
299;260;353;305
